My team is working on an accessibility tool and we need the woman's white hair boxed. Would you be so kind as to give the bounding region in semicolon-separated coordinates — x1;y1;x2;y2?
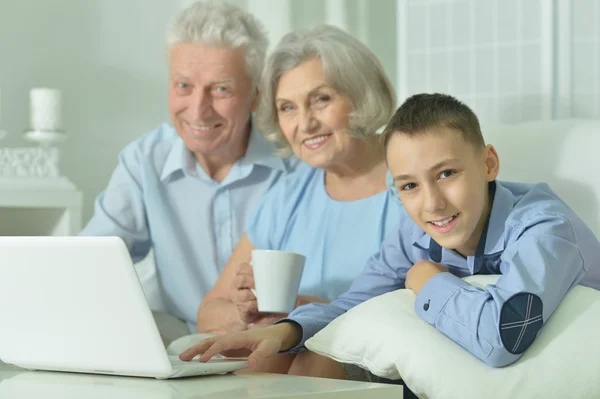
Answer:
256;25;396;153
166;1;268;88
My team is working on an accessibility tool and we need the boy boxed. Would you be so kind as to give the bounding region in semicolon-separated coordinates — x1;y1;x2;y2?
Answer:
180;93;600;369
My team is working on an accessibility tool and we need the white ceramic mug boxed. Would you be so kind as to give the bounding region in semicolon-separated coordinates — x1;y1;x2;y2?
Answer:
250;250;306;313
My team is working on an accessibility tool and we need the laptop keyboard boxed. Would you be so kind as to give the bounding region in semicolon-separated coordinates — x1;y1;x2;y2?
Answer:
167;355;248;378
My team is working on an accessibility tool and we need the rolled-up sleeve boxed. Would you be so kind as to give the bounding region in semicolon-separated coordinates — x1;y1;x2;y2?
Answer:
415;215;586;367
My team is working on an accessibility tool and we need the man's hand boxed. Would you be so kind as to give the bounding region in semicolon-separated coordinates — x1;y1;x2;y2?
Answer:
406;260;448;295
179;322;302;369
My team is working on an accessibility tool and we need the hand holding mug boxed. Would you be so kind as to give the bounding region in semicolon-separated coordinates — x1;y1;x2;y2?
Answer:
230;262;261;325
251;250;306;314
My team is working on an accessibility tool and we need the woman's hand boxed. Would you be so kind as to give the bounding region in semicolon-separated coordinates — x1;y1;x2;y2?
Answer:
294;295;329;308
230;262;287;326
179;322;302;368
230;263;329;328
230;262;261;325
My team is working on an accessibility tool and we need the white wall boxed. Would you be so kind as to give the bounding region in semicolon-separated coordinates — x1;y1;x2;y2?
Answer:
1;0;597;227
0;0;177;224
0;0;397;226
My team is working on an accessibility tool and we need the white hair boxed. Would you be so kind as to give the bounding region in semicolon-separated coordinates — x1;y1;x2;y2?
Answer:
256;25;396;153
166;1;269;88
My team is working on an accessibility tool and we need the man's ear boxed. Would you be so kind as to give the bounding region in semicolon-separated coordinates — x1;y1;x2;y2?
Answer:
250;87;259;113
483;144;500;181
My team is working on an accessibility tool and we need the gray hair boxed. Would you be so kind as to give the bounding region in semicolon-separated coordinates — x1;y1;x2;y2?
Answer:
166;1;269;88
256;25;396;153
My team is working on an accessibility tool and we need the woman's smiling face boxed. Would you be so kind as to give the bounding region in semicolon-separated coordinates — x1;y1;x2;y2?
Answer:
275;58;364;170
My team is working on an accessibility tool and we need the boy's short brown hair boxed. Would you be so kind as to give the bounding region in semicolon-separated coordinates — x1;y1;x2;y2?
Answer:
382;93;485;150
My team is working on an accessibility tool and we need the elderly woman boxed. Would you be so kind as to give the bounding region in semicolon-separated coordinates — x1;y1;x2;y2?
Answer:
193;25;402;377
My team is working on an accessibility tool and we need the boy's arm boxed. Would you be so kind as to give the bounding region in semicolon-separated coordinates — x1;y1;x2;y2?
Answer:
280;224;413;352
414;215;586;367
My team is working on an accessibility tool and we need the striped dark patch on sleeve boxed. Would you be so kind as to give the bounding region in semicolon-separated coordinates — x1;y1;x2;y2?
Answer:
499;293;543;355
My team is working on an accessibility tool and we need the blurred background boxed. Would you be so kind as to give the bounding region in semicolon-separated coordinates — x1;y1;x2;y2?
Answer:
0;0;598;225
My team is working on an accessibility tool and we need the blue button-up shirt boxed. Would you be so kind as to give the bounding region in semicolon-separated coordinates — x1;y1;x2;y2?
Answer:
80;123;298;329
286;180;600;367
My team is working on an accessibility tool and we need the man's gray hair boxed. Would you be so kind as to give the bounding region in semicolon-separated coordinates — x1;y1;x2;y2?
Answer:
256;25;396;153
166;1;269;88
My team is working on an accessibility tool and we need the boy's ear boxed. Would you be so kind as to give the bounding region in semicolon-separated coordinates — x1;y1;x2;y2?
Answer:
483;144;500;181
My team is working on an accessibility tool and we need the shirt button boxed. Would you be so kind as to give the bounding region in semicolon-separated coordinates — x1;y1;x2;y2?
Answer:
424;300;430;311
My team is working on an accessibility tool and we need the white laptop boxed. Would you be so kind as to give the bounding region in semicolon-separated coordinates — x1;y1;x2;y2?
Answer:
0;236;248;379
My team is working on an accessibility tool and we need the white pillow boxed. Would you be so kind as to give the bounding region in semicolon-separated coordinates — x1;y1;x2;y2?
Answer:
305;275;600;399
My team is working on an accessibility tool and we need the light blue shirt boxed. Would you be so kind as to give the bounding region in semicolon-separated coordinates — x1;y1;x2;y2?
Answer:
80;123;298;329
247;167;404;302
285;181;600;367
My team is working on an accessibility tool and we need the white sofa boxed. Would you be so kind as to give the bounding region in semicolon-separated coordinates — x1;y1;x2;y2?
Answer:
137;118;600;309
482;119;600;238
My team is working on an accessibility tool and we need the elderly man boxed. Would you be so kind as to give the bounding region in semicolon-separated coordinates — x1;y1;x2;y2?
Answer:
80;1;297;343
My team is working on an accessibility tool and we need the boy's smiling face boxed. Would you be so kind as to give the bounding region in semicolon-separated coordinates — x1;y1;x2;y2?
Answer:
387;128;499;256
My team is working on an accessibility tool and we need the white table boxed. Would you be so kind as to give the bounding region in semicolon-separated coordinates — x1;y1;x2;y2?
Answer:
0;363;403;398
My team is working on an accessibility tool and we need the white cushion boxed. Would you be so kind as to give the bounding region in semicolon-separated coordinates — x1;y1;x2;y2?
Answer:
305;274;600;399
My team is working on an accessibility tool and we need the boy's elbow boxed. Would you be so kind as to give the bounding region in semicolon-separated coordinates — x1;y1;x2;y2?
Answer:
480;291;544;367
482;346;522;368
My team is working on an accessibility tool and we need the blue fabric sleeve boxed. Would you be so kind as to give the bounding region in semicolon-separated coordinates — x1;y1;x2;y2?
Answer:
281;219;412;351
415;214;586;367
79;146;151;262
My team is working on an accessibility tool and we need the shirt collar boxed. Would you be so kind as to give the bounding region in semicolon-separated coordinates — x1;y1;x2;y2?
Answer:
482;180;515;254
160;137;192;182
413;181;516;257
238;125;288;171
160;124;288;182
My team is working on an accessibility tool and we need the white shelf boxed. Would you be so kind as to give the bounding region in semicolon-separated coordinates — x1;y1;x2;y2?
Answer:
0;177;82;236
